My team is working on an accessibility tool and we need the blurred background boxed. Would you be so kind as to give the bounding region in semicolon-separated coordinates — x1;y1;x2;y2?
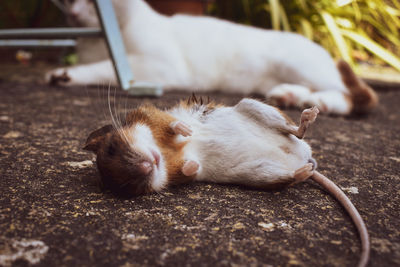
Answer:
0;0;399;81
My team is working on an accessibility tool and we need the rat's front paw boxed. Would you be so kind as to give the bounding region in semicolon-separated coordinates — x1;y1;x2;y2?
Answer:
182;160;200;176
45;68;71;86
170;121;192;137
301;106;319;124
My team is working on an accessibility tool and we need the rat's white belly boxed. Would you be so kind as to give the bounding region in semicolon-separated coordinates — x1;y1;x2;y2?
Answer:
183;107;313;184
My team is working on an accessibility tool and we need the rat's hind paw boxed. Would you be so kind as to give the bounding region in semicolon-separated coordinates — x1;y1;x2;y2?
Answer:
301;106;319;124
170;121;193;137
182;160;200;176
292;163;314;184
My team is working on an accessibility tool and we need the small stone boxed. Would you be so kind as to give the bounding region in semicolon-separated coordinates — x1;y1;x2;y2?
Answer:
258;222;275;231
340;186;359;194
73;99;90;106
389;156;400;163
288;259;302;265
277;221;292;229
3;131;23;139
232;222;245;230
0;239;49;266
0;115;10;122
66;160;93;169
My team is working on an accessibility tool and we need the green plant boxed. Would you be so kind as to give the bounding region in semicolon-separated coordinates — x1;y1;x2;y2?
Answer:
211;0;400;72
0;0;65;29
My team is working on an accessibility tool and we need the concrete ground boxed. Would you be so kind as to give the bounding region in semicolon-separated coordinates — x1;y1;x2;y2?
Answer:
0;64;399;266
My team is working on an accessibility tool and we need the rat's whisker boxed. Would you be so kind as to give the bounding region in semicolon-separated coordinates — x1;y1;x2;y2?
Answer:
107;83;119;131
114;88;130;145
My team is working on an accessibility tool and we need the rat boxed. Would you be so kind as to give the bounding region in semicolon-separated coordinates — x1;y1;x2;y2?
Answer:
84;96;369;267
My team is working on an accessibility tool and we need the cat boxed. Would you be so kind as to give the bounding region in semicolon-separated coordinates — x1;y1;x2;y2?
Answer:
46;0;378;115
63;0;109;63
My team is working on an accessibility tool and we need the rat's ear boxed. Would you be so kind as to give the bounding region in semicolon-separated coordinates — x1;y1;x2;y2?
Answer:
83;124;114;153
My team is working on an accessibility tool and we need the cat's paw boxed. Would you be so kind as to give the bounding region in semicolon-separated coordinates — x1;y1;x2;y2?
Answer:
269;91;297;108
45;68;72;86
267;84;312;108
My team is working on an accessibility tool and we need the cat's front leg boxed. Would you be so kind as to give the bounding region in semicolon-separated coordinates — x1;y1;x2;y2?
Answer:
46;69;71;86
45;67;73;86
45;60;118;86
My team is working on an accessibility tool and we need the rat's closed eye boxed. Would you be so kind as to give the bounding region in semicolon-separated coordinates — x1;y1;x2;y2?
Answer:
107;143;116;156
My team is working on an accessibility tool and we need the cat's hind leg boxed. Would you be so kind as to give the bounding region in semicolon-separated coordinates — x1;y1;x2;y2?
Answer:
265;84;352;115
304;91;352;115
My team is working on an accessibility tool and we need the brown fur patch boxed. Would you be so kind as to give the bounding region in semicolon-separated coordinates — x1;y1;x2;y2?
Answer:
280;145;291;154
126;105;194;185
178;93;224;111
337;60;379;113
343;93;354;112
276;107;296;125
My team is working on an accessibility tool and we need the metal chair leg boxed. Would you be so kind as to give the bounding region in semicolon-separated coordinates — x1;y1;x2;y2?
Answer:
94;0;162;96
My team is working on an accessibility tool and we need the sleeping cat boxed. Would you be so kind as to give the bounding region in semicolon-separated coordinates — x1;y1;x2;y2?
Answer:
46;0;378;115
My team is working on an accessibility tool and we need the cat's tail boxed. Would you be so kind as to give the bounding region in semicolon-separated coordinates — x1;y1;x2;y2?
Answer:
337;60;378;114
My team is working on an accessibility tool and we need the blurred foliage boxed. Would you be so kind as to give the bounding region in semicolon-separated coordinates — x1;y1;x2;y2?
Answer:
211;0;400;71
63;53;78;65
1;0;398;71
0;0;65;29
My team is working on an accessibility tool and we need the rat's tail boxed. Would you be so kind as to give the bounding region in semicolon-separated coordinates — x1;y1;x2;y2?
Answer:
312;171;370;267
337;60;378;114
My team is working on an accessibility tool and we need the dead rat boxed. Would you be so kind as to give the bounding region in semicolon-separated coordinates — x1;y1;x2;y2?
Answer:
84;96;369;267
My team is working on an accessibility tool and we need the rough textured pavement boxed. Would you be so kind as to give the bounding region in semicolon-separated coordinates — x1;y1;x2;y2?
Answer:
0;67;399;266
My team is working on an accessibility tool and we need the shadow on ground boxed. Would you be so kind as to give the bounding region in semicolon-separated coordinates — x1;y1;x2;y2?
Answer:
0;65;399;266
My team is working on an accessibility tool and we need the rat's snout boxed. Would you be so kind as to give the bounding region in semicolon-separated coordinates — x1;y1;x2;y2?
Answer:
308;158;317;170
138;161;153;176
151;150;161;167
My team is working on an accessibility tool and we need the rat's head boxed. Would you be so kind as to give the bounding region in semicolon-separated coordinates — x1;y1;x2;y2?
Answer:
83;124;167;197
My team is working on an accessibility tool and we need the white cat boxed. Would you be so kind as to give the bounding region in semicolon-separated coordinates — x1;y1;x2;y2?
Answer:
47;0;378;115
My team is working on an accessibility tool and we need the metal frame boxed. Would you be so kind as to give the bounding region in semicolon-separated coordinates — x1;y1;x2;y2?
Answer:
0;0;162;96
